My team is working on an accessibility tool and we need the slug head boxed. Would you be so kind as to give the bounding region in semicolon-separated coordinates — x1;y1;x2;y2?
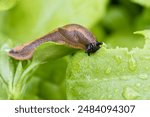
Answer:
85;41;103;56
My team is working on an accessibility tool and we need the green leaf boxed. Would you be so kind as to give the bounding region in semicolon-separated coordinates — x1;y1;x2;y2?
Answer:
0;0;108;43
102;6;131;32
35;57;69;99
32;42;74;100
66;30;150;100
33;42;77;62
0;44;41;99
0;40;78;99
0;0;17;11
38;81;66;100
105;32;144;50
134;30;150;49
131;0;150;7
134;8;150;30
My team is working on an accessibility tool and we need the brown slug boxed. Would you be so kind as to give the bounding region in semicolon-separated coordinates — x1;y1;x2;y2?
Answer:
8;24;103;60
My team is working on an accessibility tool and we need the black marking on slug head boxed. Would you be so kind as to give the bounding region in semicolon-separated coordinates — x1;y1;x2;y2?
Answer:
85;41;103;56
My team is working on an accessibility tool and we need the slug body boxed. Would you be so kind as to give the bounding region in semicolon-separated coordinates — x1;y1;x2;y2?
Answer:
8;24;103;60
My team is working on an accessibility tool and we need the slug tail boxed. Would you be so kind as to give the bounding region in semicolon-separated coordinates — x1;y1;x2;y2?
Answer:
8;49;34;60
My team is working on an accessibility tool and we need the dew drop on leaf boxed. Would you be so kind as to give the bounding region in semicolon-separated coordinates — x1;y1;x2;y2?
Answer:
105;67;111;74
122;87;140;99
114;55;122;64
128;54;137;71
139;74;148;80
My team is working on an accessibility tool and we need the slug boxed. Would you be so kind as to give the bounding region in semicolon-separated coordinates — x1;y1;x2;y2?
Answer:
8;24;103;60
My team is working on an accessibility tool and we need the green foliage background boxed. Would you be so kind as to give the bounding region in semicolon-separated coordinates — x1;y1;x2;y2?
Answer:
0;0;150;99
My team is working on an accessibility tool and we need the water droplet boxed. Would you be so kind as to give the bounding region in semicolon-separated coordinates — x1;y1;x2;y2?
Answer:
128;54;137;71
105;67;111;74
114;56;122;64
122;87;140;99
139;74;148;80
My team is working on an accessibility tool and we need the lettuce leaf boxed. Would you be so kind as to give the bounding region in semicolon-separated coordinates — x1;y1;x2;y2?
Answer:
66;30;150;100
0;0;17;11
131;0;150;7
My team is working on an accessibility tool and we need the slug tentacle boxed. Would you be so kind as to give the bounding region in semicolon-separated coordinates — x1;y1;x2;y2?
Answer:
8;24;103;60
